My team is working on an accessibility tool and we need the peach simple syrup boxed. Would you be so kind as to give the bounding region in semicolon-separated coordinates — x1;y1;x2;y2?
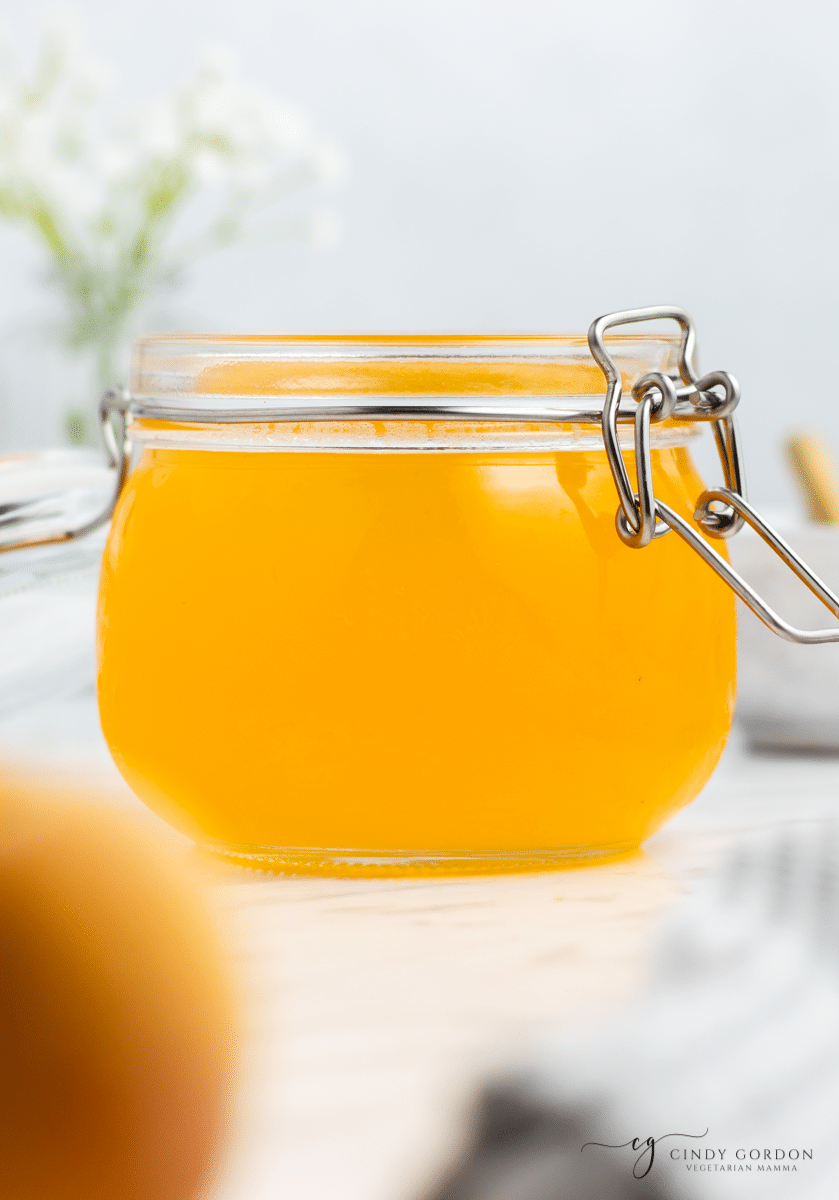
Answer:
97;411;735;871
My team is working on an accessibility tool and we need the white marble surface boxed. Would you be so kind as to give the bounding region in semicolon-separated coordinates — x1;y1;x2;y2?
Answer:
196;737;839;1200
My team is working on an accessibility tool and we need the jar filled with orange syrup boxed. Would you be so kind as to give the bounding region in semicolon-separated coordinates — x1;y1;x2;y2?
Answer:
8;308;839;873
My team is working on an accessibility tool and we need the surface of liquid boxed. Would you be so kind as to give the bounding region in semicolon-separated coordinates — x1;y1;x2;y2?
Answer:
97;440;736;872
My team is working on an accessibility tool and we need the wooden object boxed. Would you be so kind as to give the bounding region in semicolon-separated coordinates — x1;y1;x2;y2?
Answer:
786;433;839;523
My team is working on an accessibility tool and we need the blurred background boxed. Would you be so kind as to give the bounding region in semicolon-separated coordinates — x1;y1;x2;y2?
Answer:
1;0;839;510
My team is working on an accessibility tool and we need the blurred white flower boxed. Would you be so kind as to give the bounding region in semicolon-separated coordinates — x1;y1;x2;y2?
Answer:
0;10;344;440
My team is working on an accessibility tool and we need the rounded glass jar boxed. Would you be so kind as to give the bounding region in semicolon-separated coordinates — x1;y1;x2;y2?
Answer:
96;334;736;874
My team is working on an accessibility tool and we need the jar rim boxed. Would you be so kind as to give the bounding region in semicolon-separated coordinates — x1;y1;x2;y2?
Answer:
131;331;673;347
128;332;683;425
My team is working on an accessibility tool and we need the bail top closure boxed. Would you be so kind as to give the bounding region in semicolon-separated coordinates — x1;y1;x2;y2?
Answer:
588;306;839;644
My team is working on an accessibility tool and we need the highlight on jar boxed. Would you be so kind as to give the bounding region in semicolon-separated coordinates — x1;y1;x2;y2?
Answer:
7;306;839;876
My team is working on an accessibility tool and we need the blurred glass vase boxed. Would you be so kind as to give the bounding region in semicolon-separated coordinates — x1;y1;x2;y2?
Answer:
0;11;343;442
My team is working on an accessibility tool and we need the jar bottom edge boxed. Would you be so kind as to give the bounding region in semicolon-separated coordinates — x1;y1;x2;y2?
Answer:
195;840;640;877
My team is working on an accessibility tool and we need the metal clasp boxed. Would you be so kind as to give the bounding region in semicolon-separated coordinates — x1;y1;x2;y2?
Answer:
589;306;839;644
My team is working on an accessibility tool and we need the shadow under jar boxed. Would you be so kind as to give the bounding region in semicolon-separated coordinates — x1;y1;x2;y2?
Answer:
96;334;736;874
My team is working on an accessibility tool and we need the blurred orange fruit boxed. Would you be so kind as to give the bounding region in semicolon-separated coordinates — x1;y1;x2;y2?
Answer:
0;778;235;1200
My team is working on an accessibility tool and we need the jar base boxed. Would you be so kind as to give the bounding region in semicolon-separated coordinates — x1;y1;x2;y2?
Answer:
198;840;639;876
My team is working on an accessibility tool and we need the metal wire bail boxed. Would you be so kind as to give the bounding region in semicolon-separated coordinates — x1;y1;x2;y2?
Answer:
0;386;131;555
589;306;839;644
588;305;746;543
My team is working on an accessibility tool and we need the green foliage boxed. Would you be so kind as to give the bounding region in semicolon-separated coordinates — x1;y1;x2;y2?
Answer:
0;13;342;406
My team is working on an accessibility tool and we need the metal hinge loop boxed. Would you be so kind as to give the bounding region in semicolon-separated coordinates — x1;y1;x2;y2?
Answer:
588;306;746;541
614;371;677;548
590;306;839;644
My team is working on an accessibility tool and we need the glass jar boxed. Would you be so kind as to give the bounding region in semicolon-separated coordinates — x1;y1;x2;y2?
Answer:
92;331;736;874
